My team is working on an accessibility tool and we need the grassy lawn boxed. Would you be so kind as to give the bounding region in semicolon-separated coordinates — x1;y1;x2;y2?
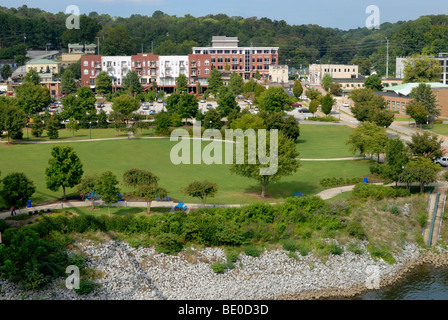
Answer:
0;124;368;206
10;127;157;142
296;124;355;158
420;124;448;136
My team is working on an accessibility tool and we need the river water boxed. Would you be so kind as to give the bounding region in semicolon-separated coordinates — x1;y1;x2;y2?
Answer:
353;264;448;300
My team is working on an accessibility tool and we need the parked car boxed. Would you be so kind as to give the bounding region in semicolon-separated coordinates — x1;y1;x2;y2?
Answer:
299;108;309;113
148;101;154;106
157;98;163;103
206;103;213;109
149;109;156;115
142;105;149;110
434;157;448;167
200;99;206;103
96;102;105;108
342;102;350;107
49;103;56;109
292;103;302;108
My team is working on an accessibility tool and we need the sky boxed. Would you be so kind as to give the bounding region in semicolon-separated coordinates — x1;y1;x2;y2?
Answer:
1;0;447;30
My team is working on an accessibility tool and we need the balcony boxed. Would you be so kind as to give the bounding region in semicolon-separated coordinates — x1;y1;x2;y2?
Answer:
95;63;101;69
135;63;142;69
190;61;196;68
232;60;238;65
150;62;157;68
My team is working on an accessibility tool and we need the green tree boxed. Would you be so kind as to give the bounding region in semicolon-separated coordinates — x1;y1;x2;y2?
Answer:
96;171;120;217
15;82;51;115
229;72;244;95
24;69;41;85
45;145;84;200
165;93;181;115
171;113;182;127
176;73;188;94
406;102;430;124
123;70;142;94
364;74;383;92
321;93;335;117
101;25;134;56
383;137;410;185
204;108;223;130
76;174;99;208
292;80;303;100
154;112;171;136
350;88;394;128
112;94;140;120
328;82;342;96
61;69;77;95
403;54;442;83
95;71;112;95
31;115;44;137
254;70;261;80
177;93;199;119
182;180;218;207
305;88;322;101
347;121;388;161
230;113;265;130
0;104;26;143
1;64;12;80
230;132;300;197
208;68;223;95
399;157;439;193
0;172;35;209
308;99;319;115
217;87;239;117
45;116;59;139
65;117;80;136
322;73;333;91
409;83;439;121
258;87;294;113
407;131;443;159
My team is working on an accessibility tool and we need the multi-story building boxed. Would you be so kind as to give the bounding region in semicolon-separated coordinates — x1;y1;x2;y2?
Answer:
131;53;159;88
396;54;448;85
81;55;102;88
26;58;61;75
188;53;212;90
157;56;189;89
191;36;279;81
309;64;359;85
269;65;289;84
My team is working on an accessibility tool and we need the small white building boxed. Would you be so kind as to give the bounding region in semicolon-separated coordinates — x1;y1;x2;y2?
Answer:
157;56;189;87
101;56;132;87
269;65;289;84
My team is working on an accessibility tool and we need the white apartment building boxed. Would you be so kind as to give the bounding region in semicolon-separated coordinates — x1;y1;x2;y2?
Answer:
101;56;132;87
157;56;189;87
309;64;359;84
396;54;448;85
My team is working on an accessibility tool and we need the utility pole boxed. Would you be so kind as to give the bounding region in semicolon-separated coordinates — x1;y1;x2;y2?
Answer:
386;37;389;79
96;36;100;55
141;43;143;53
151;41;154;53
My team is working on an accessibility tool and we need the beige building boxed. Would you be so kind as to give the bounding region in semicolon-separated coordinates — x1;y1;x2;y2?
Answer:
26;59;61;75
309;63;358;84
269;65;289;84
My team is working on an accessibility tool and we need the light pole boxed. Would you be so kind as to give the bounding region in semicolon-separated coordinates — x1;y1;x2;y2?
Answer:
89;121;92;139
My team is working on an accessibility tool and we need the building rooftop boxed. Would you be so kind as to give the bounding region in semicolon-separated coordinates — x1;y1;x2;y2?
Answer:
27;59;60;65
384;82;448;96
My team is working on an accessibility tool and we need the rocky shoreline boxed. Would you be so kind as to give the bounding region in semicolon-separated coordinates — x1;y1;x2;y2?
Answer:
1;240;447;300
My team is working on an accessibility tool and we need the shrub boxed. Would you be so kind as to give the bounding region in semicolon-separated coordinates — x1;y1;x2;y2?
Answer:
211;261;228;273
154;233;183;255
282;238;299;252
244;245;261;257
74;279;98;295
225;250;240;263
418;211;428;228
347;220;367;240
346;242;364;255
367;243;396;265
352;183;410;200
0;219;8;233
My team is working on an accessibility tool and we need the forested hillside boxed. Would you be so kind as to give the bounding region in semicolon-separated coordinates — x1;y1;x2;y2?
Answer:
1;5;448;76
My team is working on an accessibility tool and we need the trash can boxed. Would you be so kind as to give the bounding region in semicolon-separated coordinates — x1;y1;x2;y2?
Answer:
363;177;368;183
27;200;32;208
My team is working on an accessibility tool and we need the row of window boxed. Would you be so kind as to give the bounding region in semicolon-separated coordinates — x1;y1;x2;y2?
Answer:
388;100;408;113
194;49;277;54
324;68;356;73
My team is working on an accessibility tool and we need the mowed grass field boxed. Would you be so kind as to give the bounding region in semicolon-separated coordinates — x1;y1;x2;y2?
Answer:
0;124;367;205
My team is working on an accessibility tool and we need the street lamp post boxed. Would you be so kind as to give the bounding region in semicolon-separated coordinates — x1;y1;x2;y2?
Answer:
89;121;92;139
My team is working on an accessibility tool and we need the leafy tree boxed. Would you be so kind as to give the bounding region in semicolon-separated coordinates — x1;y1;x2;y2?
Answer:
217;87;239;117
123;70;142;94
76;174;99;208
95;71;112;95
305;88;322;101
45;116;60;139
230;113;265;130
407;131;443;159
230;132;300;197
321;93;335;117
176;73;188;94
65;117;80;136
177;93;199;119
308;99;319;115
282;116;301;141
182;180;218;207
254;70;261;80
347;121;388;161
24;69;41;85
328;82;342;96
15;82;51;115
0;104;26;143
112;94;140;120
258;87;294;113
61;69;77;95
31;115;44;137
349;88;394;128
101;25;134;56
322;73;333;90
409;83;439;121
383;137;410;185
96;171;120;216
364;74;383;92
0;172;35;209
292;80;303;100
122;168;165;214
45;145;84;200
171;113;182;127
66;59;81;80
406;102;430;124
96;109;109;129
229;72;244;95
399;157;439;193
403;54;442;83
165;93;181;115
1;64;12;80
350;57;372;76
208;68;224;95
204;108;223;130
154;112;171;136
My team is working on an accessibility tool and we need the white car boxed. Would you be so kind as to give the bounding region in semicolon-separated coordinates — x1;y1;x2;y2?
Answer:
435;157;448;167
342;102;350;107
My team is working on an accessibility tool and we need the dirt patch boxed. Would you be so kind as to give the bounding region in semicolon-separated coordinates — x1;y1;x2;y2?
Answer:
244;190;275;201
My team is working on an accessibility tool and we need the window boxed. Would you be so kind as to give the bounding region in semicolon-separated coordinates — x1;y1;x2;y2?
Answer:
84;69;89;75
205;69;210;74
218;58;223;63
224;50;230;54
225;58;230;63
257;58;262;63
211;58;216;63
198;69;200;75
205;60;210;66
217;50;223;54
218;65;223;70
83;61;88;66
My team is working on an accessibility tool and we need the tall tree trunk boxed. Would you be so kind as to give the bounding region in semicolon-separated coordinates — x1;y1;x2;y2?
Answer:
261;184;266;197
63;186;66;201
420;183;424;194
108;206;111;217
146;200;151;214
91;197;95;209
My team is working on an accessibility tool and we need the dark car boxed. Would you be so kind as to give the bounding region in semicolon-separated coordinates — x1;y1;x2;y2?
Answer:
299;108;310;113
96;102;105;108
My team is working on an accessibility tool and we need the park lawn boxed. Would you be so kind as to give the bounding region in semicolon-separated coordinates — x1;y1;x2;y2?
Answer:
296;124;355;159
54;206;171;217
0;137;370;206
421;124;448;136
11;127;157;142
